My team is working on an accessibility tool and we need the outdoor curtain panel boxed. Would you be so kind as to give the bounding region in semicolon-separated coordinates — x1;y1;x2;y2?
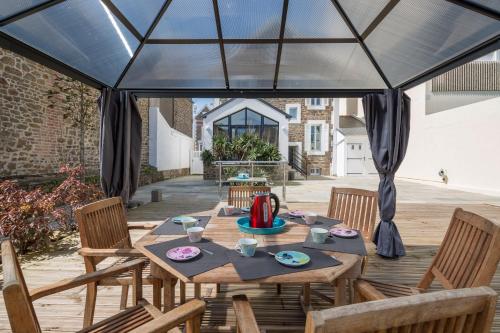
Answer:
362;89;411;258
98;88;142;205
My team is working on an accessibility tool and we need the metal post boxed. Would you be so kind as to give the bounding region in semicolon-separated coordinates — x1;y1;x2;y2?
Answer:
251;161;254;177
218;162;222;200
282;162;287;202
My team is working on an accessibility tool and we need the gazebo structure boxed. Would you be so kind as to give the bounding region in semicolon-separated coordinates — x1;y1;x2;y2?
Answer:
0;0;498;97
1;2;500;331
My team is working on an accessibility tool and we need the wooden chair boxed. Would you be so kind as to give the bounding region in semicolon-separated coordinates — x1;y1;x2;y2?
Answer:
327;187;378;241
233;287;497;333
228;186;271;208
300;187;378;305
1;239;205;333
75;197;167;327
355;208;500;302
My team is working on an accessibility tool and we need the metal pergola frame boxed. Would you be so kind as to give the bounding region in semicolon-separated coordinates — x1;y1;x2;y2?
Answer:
0;0;498;97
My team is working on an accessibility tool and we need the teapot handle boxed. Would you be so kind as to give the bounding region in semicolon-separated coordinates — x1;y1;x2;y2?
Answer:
269;193;280;218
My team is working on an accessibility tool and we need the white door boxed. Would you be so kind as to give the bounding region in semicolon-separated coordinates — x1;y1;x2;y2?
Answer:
346;141;377;175
346;142;364;174
191;150;204;175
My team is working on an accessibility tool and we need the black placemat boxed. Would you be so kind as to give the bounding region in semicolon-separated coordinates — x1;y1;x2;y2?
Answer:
151;216;211;235
217;208;248;217
225;243;341;281
302;231;367;256
144;237;230;277
278;214;341;228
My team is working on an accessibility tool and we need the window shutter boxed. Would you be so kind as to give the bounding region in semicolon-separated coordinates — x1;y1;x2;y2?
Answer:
304;124;311;152
321;123;329;152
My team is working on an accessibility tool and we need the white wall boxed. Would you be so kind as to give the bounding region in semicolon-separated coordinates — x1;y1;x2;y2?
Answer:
149;107;193;171
398;84;500;196
202;98;289;160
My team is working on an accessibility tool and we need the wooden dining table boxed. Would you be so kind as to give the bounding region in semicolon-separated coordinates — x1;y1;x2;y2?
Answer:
135;202;362;312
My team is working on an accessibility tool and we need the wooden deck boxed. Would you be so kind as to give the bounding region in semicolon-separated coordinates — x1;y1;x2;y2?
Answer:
0;201;499;332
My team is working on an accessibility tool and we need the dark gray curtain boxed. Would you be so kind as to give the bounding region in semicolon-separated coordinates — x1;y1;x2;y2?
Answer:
98;88;142;205
362;89;410;258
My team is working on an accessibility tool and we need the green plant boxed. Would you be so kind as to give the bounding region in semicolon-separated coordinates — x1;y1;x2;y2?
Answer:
201;149;215;166
207;133;282;162
0;165;103;254
212;134;232;160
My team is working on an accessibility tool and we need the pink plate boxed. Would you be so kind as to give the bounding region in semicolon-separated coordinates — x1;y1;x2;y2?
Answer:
330;227;358;238
288;210;305;218
166;246;201;261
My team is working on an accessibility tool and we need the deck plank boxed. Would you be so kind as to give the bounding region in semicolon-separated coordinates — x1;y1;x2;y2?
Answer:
0;202;499;332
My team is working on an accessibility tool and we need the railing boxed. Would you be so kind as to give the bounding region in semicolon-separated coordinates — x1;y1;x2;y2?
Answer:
432;61;500;92
288;149;308;179
214;160;288;202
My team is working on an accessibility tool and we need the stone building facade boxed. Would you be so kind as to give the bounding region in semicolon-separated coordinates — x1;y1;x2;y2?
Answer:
217;98;334;176
0;47;192;184
262;98;333;176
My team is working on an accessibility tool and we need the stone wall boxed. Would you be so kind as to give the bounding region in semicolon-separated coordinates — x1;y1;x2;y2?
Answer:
0;47;156;182
153;97;193;138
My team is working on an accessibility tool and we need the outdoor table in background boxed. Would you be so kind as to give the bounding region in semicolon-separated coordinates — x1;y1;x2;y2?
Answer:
227;176;268;185
135;202;362;313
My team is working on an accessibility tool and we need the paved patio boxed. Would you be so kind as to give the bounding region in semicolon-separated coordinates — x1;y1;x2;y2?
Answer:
1;176;499;332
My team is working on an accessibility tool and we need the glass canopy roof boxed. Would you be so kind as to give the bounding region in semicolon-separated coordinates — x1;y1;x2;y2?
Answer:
0;0;498;96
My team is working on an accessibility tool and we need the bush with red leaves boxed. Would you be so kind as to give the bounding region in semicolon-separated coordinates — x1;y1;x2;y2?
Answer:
0;165;103;253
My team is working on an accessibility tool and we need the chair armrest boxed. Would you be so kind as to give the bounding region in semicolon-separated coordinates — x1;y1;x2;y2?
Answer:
353;279;388;301
30;259;145;301
78;248;145;257
128;222;160;230
129;299;206;333
232;295;260;333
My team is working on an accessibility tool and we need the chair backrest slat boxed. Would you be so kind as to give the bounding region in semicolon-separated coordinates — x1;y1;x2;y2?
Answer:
2;240;41;333
75;197;132;267
228;186;271;208
327;187;378;241
305;287;497;333
418;208;500;290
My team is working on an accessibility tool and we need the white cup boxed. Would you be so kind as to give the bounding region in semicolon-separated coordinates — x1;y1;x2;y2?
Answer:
235;238;258;257
187;226;204;243
223;205;236;216
304;212;318;225
311;228;329;244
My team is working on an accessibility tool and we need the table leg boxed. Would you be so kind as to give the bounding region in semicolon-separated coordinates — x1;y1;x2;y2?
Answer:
152;279;162;309
180;281;186;304
334;278;347;306
194;283;201;299
303;283;311;306
163;277;177;312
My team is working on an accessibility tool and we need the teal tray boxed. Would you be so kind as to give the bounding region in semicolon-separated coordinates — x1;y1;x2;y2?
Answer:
236;217;286;235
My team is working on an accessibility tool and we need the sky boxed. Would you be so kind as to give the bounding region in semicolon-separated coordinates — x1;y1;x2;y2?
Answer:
193;98;215;114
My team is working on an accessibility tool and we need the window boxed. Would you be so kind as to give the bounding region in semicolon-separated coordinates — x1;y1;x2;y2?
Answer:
305;121;328;156
306;98;327;110
310;167;321;176
285;103;301;123
310;98;322;106
213;108;279;146
310;125;321;151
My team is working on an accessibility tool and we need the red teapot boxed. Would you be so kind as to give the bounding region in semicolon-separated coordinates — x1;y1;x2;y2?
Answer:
250;192;280;228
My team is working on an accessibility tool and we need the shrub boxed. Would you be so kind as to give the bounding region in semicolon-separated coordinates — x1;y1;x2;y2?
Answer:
208;133;282;162
0;165;103;254
201;149;215;166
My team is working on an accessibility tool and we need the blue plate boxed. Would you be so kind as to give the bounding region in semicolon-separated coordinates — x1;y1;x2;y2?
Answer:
236;217;286;235
274;251;310;267
172;216;197;224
